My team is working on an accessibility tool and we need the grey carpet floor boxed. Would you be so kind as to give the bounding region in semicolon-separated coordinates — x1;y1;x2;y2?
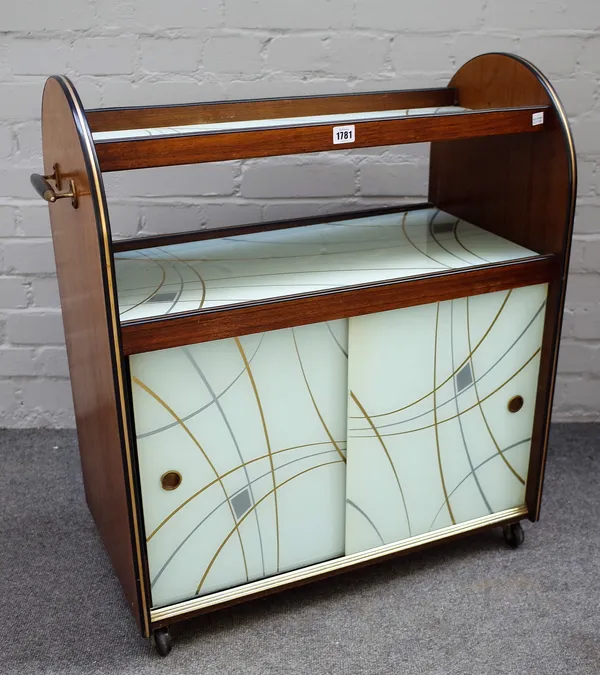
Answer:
0;424;599;675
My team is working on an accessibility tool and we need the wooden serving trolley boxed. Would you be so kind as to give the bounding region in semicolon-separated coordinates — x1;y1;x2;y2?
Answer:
32;53;576;655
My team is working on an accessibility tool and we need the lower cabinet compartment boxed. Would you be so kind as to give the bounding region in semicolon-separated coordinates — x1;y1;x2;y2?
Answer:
129;284;547;609
130;320;349;607
345;283;547;554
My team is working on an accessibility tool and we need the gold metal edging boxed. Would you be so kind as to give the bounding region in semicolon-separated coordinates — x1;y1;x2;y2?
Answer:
59;76;151;637
150;505;528;623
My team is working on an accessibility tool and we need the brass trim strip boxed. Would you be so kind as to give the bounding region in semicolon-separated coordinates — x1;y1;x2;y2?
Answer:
59;76;151;637
150;505;528;623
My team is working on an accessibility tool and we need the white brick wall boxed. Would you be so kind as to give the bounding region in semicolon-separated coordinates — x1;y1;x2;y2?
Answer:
1;0;599;427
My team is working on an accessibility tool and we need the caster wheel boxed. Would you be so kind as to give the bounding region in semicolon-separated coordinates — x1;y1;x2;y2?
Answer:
502;522;524;549
153;627;173;657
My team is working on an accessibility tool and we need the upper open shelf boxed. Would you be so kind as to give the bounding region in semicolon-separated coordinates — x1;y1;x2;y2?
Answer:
35;52;575;359
92;104;467;141
115;206;541;324
87;87;551;171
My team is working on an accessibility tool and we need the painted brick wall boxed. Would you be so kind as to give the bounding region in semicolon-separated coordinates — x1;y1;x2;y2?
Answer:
1;0;599;427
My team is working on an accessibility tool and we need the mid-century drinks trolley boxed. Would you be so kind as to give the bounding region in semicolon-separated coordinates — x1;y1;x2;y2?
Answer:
32;53;576;655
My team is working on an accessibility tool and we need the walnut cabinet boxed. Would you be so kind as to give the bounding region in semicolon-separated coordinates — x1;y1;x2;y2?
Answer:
32;53;576;655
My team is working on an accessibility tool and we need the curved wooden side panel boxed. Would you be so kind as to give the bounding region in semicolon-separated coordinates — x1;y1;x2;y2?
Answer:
41;77;150;635
429;53;577;521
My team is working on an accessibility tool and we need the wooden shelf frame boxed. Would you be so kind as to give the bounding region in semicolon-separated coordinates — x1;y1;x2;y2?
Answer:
93;105;550;172
120;253;559;355
36;52;577;640
87;87;459;132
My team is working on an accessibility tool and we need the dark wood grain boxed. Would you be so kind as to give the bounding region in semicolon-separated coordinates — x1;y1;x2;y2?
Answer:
96;107;548;172
112;202;432;252
41;77;150;636
150;506;526;629
87;88;456;132
429;53;577;522
121;255;558;356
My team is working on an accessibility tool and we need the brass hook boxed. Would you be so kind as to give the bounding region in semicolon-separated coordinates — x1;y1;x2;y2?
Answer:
30;163;78;209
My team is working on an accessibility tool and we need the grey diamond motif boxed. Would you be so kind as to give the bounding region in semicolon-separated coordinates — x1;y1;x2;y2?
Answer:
456;362;473;392
151;292;177;303
231;489;252;520
432;219;455;234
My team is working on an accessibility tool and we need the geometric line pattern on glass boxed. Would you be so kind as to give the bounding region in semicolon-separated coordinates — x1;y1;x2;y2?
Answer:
149;447;342;593
182;346;266;576
137;334;266;441
348;297;546;432
127;282;546;607
433;301;456;525
130;319;348;608
344;283;547;556
131;374;251;586
466;295;525;485
233;335;280;573
114;207;539;321
450;299;493;515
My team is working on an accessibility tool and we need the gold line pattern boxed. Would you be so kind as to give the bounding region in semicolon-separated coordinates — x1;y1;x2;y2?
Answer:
113;236;448;264
132;375;250;582
359;348;542;439
428;214;473;266
350;391;412;536
401;211;450;268
113;208;533;323
432;302;456;524
147;439;345;541
291;328;346;463
352;289;513;420
466;297;525;484
195;460;344;595
452;219;488;263
119;253;167;316
345;288;545;557
158;248;207;310
234;337;280;572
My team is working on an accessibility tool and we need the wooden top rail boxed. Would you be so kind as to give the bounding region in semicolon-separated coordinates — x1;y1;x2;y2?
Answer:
94;105;550;172
86;87;457;133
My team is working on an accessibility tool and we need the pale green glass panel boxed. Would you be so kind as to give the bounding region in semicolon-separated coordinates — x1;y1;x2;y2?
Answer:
345;284;547;555
114;208;538;321
130;320;348;608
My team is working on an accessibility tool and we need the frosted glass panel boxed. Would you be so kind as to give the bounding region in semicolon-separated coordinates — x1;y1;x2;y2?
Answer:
115;208;538;321
345;284;547;555
130;320;348;608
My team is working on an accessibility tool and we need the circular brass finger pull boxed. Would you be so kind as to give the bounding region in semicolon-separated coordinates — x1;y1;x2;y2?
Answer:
161;470;182;491
508;395;524;413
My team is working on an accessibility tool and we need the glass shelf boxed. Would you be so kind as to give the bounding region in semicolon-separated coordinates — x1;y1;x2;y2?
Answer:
93;105;467;142
114;207;539;324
